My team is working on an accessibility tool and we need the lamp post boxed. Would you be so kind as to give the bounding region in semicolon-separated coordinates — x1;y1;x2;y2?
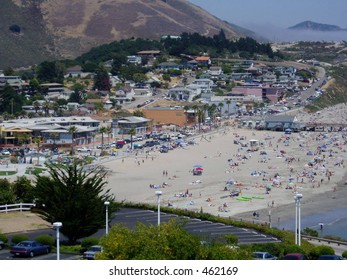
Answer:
155;191;162;226
104;201;110;235
294;193;303;246
53;222;62;260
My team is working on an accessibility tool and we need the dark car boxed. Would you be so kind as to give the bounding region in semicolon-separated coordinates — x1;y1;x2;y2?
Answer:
282;253;305;260
10;241;51;257
318;255;344;260
0;241;4;250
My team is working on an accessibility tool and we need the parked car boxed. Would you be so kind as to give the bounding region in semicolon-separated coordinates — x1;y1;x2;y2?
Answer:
318;255;344;260
252;251;277;260
77;147;91;152
10;241;51;257
282;253;306;260
83;245;103;260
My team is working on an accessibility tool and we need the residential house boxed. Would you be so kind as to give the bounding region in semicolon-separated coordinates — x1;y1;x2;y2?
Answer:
209;66;223;77
157;62;181;71
168;87;194;101
195;56;211;67
66;66;83;77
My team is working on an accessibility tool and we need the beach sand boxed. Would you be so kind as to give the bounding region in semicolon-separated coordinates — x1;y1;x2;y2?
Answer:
101;115;347;228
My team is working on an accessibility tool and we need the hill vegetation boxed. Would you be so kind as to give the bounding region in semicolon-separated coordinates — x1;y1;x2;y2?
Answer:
1;0;260;68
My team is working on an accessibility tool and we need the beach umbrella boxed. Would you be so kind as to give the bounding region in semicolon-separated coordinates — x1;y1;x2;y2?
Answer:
194;167;203;171
193;164;203;168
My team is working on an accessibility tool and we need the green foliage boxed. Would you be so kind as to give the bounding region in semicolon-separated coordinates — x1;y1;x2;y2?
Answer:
34;162;115;244
308;245;335;260
35;234;55;247
0;178;15;205
0;233;8;243
342;251;347;259
99;219;253;260
302;227;319;237
11;176;35;203
36;61;65;84
81;237;100;251
11;234;29;244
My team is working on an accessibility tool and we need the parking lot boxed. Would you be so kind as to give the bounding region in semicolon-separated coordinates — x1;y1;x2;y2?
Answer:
0;207;280;260
112;208;281;245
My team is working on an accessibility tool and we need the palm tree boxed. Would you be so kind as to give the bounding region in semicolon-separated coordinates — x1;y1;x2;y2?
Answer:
217;102;224;117
226;100;231;116
33;101;40;114
99;126;108;154
128;127;136;150
183;105;190;127
68;126;78;155
105;126;112;146
43;100;51;117
191;104;199;127
49;132;60;151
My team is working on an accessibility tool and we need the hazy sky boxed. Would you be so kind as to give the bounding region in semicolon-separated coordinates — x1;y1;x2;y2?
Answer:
188;0;347;29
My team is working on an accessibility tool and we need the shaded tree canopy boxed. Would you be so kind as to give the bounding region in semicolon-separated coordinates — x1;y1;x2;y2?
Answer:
34;162;115;244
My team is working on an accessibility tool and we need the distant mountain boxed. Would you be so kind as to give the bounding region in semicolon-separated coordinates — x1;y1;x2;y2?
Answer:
0;0;259;68
288;21;346;32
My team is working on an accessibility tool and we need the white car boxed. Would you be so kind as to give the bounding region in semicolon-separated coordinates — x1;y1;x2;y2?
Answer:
77;147;91;152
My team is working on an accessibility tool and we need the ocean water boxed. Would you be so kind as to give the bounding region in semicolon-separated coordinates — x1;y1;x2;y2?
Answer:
275;207;347;240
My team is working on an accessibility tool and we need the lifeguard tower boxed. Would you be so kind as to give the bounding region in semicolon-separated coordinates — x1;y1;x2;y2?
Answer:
249;139;259;151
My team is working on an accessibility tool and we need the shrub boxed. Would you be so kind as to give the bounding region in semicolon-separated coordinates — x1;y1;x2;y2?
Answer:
81;237;99;251
35;234;55;247
308;245;335;260
11;234;29;244
0;233;8;243
342;251;347;259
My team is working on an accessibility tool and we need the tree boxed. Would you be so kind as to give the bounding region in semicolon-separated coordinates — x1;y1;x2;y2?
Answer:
94;67;111;91
0;179;15;205
99;126;108;154
68;126;78;155
11;176;35;203
127;127;136;150
34;162;115;244
98;220;201;260
226;100;231;116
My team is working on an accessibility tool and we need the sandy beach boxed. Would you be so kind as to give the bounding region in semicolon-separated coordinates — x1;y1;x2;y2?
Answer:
102;106;347;229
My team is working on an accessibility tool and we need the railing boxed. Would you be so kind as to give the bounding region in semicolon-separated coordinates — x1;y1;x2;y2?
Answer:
302;234;347;247
0;203;35;213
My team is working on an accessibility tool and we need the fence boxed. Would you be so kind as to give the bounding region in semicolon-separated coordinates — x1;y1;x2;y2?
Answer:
0;203;35;213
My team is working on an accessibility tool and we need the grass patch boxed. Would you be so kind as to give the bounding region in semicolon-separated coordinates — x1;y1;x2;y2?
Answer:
25;167;46;175
0;171;16;176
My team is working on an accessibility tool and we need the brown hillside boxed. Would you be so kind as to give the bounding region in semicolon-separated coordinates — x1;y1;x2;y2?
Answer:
6;0;245;65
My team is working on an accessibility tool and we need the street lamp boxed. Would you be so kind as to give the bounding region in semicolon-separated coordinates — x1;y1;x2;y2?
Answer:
53;222;62;260
155;191;162;226
104;201;110;235
294;193;303;246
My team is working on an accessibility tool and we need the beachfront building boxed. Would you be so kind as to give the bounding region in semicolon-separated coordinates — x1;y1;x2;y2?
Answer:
112;116;151;135
264;115;301;131
1;116;100;147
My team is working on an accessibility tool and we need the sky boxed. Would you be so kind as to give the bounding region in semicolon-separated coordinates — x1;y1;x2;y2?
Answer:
188;0;347;41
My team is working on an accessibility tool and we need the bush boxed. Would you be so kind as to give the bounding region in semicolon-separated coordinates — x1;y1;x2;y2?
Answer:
35;234;55;247
0;233;8;243
81;237;99;251
11;234;29;244
308;245;335;260
342;251;347;259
